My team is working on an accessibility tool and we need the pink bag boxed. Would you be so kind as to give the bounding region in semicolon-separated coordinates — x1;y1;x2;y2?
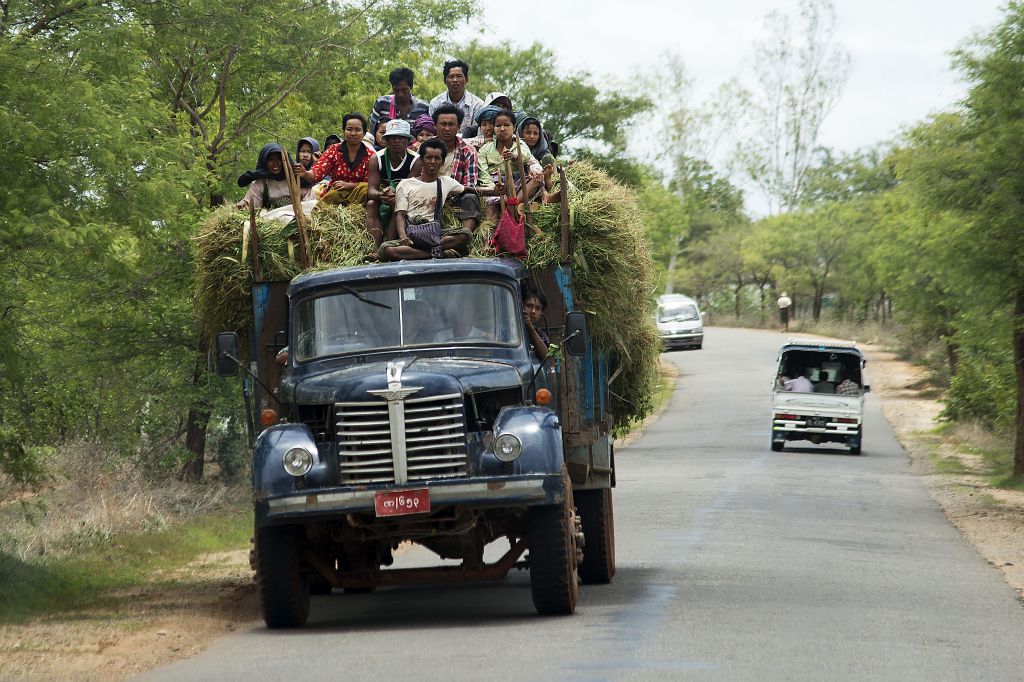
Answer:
491;198;527;258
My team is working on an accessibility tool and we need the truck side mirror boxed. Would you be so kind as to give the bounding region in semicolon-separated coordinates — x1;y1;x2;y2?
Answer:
863;384;871;393
564;311;589;356
215;332;240;377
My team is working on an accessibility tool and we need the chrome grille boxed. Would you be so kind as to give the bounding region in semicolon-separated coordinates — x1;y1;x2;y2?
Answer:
335;393;468;485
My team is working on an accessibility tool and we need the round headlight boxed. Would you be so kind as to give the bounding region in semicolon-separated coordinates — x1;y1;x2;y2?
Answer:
493;433;523;462
283;447;314;477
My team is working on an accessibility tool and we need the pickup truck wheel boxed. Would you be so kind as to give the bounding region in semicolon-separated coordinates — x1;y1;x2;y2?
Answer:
527;470;579;615
577;487;615;584
850;436;862;455
255;526;310;628
771;439;784;452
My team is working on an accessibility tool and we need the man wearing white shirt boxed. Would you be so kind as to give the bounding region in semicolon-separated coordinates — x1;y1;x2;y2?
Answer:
783;369;813;393
428;59;484;136
776;291;793;331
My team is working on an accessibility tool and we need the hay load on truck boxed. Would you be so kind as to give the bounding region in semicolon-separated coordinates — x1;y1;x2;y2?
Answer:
196;162;660;627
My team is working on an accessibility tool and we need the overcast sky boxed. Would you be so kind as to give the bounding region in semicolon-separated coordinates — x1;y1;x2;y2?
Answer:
471;0;1006;159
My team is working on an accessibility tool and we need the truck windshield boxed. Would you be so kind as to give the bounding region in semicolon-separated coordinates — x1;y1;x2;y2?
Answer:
295;281;520;360
658;303;699;322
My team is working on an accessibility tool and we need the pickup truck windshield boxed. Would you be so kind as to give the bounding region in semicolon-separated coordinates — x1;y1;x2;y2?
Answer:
658;303;699;322
295;281;520;360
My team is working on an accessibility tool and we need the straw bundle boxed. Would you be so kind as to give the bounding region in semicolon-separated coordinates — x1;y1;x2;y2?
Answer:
194;162;659;429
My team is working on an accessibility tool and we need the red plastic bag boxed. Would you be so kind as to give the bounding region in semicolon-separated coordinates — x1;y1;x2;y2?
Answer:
491;208;527;258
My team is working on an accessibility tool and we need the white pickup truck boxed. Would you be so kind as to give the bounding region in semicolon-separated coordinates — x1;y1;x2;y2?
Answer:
770;338;869;455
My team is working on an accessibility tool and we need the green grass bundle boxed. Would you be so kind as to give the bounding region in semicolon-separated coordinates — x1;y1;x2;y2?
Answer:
194;162;660;430
524;162;661;431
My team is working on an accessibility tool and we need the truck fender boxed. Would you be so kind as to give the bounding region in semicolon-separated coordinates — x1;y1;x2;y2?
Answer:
483;405;564;476
252;423;322;496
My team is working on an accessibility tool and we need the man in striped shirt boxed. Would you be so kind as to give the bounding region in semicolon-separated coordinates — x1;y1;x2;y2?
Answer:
432;103;499;232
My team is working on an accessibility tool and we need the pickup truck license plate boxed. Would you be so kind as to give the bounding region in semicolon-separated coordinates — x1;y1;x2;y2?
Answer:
808;416;829;428
374;488;430;517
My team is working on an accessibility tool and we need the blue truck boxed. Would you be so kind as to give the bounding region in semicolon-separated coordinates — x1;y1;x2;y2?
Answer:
215;256;617;627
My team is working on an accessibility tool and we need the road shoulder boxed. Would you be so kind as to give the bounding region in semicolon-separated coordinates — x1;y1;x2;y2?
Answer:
861;343;1024;601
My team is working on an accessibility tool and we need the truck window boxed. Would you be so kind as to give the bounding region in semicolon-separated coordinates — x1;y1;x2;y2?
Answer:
294;282;520;361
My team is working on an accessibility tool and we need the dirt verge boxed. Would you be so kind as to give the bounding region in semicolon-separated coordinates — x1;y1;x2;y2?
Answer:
860;343;1024;601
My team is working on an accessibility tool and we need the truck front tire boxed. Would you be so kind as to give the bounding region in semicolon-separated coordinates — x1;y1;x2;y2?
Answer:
527;470;579;615
256;525;310;628
576;487;615;584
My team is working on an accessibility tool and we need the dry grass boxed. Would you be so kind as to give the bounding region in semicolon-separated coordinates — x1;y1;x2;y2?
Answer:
0;441;244;563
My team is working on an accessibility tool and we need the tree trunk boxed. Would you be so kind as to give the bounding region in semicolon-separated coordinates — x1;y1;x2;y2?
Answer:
181;338;211;481
665;250;678;295
1013;285;1024;478
813;284;824;321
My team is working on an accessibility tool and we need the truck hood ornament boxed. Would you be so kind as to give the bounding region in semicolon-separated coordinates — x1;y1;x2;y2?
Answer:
367;360;423;401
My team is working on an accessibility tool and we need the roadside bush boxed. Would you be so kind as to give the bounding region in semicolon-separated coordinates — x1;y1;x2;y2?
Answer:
942;343;1015;432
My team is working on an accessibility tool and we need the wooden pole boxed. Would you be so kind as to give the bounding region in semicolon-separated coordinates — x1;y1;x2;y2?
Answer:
280;146;311;268
513;135;540;235
558;165;570;262
248;202;263;280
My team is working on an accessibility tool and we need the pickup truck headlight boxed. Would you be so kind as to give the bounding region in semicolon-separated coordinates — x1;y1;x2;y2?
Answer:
493;433;523;462
283;447;314;477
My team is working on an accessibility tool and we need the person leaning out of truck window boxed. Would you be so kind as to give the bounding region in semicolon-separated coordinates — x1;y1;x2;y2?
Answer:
378;138;469;261
295;112;374;207
236;143;307;210
522;287;549;362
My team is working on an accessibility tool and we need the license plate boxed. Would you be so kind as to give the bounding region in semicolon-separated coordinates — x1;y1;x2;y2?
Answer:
808;417;829;428
374;488;430;517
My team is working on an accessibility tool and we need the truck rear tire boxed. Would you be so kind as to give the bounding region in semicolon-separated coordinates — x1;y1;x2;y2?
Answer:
255;525;310;628
771;439;784;452
850;435;862;455
577;487;615;584
527;471;579;615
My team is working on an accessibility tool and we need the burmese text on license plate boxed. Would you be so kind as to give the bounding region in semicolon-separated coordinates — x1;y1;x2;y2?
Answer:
375;488;430;517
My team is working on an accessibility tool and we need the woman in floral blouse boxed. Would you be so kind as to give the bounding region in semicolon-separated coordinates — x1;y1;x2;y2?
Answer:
295;112;374;206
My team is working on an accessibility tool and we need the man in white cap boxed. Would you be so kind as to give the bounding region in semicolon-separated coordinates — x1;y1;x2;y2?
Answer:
366;119;421;247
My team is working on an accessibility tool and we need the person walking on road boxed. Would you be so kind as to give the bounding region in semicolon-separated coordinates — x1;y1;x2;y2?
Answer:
777;291;792;332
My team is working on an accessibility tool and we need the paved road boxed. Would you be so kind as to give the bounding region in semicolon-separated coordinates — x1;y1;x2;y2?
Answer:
142;327;1024;681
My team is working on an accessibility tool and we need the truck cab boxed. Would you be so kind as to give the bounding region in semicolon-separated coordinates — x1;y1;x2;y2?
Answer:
216;258;616;626
770;338;869;455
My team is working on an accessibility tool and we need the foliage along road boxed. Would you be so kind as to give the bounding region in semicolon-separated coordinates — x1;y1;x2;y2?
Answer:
140;327;1024;681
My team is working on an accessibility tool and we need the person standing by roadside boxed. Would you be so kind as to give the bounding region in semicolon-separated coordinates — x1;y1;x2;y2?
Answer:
777;291;793;332
428;59;484;136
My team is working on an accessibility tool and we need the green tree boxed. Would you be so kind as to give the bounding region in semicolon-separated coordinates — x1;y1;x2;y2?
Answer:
894;5;1024;475
460;40;648;151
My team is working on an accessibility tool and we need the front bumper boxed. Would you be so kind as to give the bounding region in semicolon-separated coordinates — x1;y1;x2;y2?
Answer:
661;331;703;348
258;473;563;525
